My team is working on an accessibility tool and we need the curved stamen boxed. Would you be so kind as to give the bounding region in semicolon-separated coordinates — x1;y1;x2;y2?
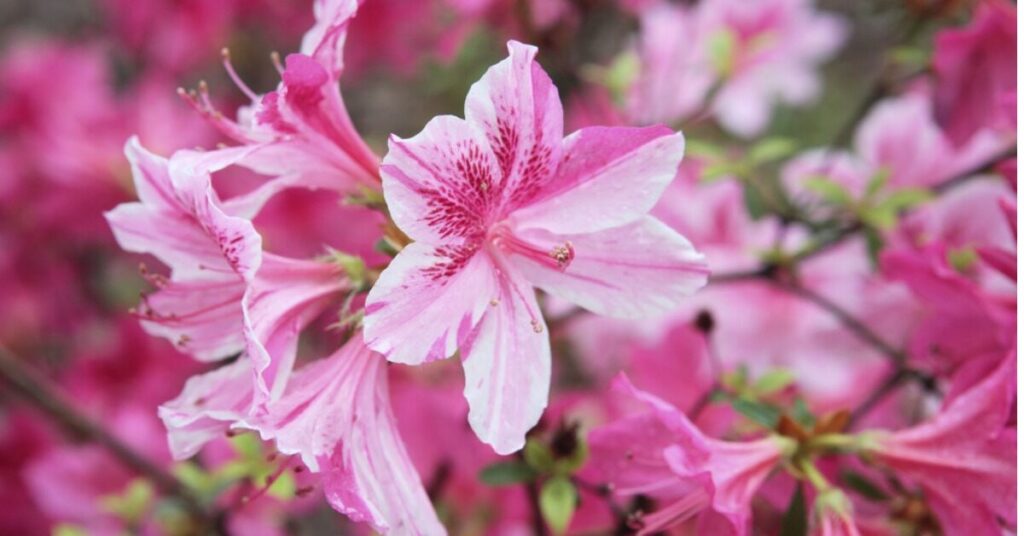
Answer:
221;47;260;102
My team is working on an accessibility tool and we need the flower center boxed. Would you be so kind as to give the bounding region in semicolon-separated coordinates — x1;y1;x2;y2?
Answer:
488;225;575;272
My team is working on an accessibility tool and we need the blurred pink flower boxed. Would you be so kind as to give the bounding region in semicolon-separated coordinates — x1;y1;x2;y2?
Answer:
365;40;707;454
933;0;1017;147
865;352;1016;535
589;375;794;534
627;0;847;136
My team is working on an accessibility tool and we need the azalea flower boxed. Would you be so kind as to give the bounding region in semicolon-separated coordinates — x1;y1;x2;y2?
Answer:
588;374;794;534
182;0;380;213
863;352;1016;535
364;41;708;453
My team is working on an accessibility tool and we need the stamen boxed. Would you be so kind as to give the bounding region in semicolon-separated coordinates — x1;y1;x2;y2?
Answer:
221;47;260;102
491;226;575;272
270;51;284;75
549;241;574;269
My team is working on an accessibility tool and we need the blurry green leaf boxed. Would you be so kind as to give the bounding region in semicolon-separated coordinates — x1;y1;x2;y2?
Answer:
888;46;930;70
721;365;749;392
479;461;537;486
749;138;797;165
687;139;727;161
731;397;781;428
524;439;555;473
100;479;154;523
877;188;932;214
947;247;978;272
864;168;890;200
780;485;808;536
803;178;853;206
752;369;794;396
790;397;816;429
708;30;737;76
53;524;88;536
701;162;742;182
540;477;577;535
268;470;297;500
604;52;640;99
743;182;768;219
840;470;888;502
373;238;400;257
864;227;885;267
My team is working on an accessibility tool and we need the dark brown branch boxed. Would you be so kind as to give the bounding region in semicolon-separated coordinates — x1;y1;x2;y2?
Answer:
0;344;215;526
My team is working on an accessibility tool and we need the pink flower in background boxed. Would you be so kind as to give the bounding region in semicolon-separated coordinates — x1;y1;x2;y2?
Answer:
933;0;1017;147
364;40;707;453
864;352;1016;535
590;375;793;534
627;0;847;136
811;490;861;536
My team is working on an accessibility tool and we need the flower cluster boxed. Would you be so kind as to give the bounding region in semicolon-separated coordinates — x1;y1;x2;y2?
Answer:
0;0;1016;535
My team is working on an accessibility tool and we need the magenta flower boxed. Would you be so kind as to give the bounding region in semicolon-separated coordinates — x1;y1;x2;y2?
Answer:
589;375;793;534
933;0;1017;147
865;352;1016;535
363;41;708;453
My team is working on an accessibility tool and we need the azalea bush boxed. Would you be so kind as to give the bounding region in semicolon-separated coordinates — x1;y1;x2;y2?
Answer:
0;0;1016;534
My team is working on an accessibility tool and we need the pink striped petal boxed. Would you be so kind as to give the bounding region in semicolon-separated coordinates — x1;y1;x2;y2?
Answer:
511;217;708;319
511;126;685;234
364;241;497;365
462;269;550;454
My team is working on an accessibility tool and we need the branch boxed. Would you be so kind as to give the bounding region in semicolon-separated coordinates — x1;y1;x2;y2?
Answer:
0;345;215;527
848;367;937;427
770;280;905;365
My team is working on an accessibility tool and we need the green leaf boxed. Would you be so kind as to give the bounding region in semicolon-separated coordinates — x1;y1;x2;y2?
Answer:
700;162;741;182
752;369;794;396
749;138;797;165
268;470;297;500
373;238;400;257
790;397;816;429
708;29;737;76
780;485;808;536
877;188;932;213
687;139;726;161
100;479;154;523
604;52;640;98
479;461;537;486
524;438;555;473
863;226;885;266
803;178;853;206
53;524;89;536
840;470;888;502
742;183;767;219
947;247;978;272
540;477;577;535
730;397;781;428
864;168;890;200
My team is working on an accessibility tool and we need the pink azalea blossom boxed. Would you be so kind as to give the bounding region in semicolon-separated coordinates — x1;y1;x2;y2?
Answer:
105;140;348;405
589;374;794;534
932;0;1017;147
864;352;1016;535
242;334;446;535
626;0;847;136
184;0;380;210
812;490;861;536
364;41;708;453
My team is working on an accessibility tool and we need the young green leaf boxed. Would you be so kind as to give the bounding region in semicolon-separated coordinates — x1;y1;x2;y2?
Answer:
479;461;537;486
540;476;578;535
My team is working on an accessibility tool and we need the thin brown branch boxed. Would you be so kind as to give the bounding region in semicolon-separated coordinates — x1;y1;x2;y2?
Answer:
0;344;215;527
771;279;905;365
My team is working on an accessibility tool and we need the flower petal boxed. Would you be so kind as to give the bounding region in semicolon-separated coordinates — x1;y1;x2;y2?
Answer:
511;126;684;234
244;336;445;535
511;217;708;319
244;254;347;405
464;40;564;212
381;115;502;243
364;241;497;365
158;358;254;460
462;269;551;454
